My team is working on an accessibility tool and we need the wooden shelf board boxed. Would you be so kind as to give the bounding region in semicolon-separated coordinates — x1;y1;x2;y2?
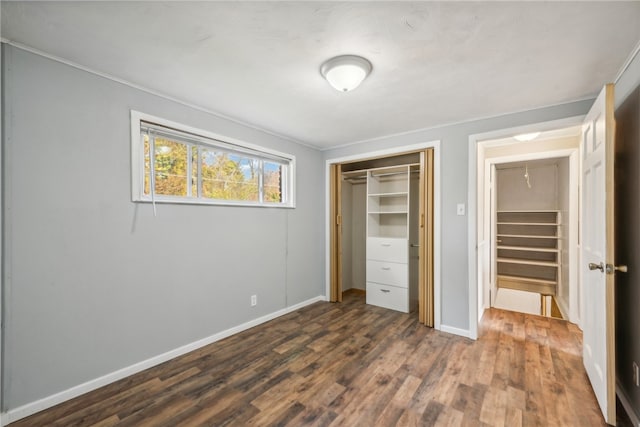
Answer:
497;275;557;295
368;192;408;197
497;274;556;285
369;165;410;176
368;211;408;215
497;234;559;239
498;257;558;267
497;222;560;226
497;210;559;213
497;245;559;253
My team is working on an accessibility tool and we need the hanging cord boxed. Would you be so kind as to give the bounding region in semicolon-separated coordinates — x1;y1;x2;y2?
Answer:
150;131;158;217
524;164;532;189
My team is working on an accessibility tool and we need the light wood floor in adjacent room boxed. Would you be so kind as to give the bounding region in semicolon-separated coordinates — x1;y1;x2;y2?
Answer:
11;293;610;426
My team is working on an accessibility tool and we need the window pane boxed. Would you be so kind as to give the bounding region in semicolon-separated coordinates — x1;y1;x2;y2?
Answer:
201;150;259;201
153;137;188;196
263;161;283;203
135;116;294;207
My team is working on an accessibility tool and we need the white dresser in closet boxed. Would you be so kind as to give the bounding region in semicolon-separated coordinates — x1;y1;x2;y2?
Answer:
366;166;410;312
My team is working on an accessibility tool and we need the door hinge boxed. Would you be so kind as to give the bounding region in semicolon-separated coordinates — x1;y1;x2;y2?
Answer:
336;215;342;226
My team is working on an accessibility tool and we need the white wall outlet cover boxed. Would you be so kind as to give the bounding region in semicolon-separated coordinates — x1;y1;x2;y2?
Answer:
457;203;465;215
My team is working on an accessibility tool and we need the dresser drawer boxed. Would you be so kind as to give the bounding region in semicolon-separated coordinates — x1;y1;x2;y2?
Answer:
366;260;408;287
366;237;407;263
366;282;408;313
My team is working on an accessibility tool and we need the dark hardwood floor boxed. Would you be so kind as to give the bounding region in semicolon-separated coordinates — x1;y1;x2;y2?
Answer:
11;293;612;426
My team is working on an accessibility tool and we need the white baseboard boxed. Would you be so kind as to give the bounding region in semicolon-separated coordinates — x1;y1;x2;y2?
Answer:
440;324;471;338
2;296;325;425
617;381;640;427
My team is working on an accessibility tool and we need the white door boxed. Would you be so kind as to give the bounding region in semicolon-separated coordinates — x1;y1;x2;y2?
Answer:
581;84;616;424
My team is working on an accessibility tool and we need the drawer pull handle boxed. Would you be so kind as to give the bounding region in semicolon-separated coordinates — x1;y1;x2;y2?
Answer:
381;267;391;270
381;243;391;247
380;289;391;293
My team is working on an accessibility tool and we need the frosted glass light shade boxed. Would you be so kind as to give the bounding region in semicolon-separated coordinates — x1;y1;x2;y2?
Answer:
321;55;372;92
514;132;541;142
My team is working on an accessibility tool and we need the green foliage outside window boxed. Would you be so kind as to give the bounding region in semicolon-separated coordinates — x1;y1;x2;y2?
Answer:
143;134;282;203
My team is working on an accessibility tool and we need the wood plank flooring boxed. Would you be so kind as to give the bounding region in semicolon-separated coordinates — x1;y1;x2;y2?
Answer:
11;293;609;426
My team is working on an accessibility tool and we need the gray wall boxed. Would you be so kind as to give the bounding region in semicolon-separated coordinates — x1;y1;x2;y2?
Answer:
496;163;558;211
351;183;367;290
615;44;640;419
340;181;367;292
1;45;324;410
324;100;593;331
614;52;640;419
341;181;353;290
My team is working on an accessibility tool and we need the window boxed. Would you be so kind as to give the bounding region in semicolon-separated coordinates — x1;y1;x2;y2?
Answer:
131;111;295;207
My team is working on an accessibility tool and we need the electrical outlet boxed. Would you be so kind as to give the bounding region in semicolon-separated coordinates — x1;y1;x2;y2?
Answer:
457;203;465;216
251;295;257;307
634;362;639;387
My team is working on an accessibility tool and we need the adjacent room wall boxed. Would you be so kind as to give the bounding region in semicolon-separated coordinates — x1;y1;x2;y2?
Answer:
1;45;325;411
615;85;640;423
324;100;593;332
614;44;640;424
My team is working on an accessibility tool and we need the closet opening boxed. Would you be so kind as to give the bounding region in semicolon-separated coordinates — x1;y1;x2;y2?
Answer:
329;149;435;327
476;125;581;323
493;158;569;317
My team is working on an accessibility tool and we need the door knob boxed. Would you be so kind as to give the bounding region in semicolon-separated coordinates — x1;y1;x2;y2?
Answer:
606;264;628;274
588;262;604;272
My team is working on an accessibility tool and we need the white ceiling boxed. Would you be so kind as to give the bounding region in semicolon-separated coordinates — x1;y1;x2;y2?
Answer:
2;2;640;149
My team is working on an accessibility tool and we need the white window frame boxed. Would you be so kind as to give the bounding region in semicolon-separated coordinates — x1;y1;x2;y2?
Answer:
131;110;296;208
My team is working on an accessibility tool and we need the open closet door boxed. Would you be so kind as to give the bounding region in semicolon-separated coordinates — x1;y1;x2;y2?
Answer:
419;149;434;326
330;163;343;302
581;83;617;424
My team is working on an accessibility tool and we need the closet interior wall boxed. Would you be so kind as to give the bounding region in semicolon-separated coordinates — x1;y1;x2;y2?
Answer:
341;179;366;292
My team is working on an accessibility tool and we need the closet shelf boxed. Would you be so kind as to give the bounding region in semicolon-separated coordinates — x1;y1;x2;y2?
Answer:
497;222;560;226
497;275;557;295
368;192;408;197
496;210;560;298
497;210;560;213
366;164;412;313
497;234;559;239
497;257;559;267
497;245;559;253
368;211;408;215
497;274;556;285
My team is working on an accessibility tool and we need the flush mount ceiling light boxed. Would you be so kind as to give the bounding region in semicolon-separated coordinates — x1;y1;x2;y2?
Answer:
320;55;372;92
513;132;541;142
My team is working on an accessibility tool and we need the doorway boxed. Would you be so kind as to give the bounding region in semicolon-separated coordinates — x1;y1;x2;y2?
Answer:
476;127;580;322
326;141;441;328
490;156;576;318
467;116;585;340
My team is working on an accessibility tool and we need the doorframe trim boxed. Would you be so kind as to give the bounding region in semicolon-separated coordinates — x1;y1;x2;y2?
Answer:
467;115;585;339
325;140;442;330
